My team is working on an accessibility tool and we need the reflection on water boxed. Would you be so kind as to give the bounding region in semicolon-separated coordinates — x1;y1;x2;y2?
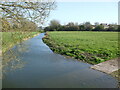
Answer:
2;33;118;88
2;41;30;76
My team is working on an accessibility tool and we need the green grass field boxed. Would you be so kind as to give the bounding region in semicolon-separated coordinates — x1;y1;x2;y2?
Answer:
2;32;39;53
43;31;119;64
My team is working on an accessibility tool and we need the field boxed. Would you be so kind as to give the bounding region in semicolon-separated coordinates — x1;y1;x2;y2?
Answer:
43;31;119;64
2;32;39;53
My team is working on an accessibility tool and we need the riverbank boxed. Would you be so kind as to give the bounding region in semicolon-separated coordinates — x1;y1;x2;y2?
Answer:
2;32;40;54
43;31;119;64
43;31;119;79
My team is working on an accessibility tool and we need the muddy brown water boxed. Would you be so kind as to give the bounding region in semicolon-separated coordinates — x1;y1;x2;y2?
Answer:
2;33;118;88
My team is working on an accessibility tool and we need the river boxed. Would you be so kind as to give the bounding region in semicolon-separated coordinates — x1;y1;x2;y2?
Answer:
2;33;118;88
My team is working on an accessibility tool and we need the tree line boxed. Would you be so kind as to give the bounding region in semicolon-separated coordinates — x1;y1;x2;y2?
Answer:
44;20;120;32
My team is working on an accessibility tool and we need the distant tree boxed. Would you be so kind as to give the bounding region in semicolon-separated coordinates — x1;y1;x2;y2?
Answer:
71;25;79;31
79;25;85;31
118;25;120;31
44;26;50;32
49;20;61;31
84;22;92;31
66;22;79;31
94;25;104;31
75;22;79;26
67;22;75;26
44;21;119;32
84;22;90;26
94;22;99;26
86;25;93;31
58;26;65;31
107;24;118;31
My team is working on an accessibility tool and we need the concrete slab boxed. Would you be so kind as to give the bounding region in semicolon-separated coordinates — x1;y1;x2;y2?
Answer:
91;58;120;74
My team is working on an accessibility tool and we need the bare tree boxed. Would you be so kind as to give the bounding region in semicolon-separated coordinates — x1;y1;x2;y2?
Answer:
0;0;56;31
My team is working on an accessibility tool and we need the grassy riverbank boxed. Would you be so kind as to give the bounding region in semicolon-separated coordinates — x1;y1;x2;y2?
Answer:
2;32;39;53
43;31;119;64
